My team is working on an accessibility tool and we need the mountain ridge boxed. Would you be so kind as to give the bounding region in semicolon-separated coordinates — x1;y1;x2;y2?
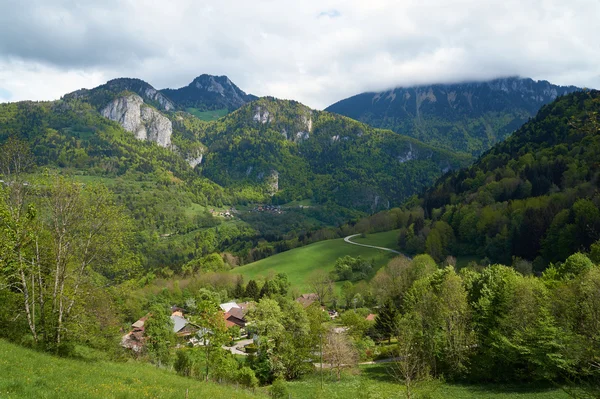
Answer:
326;76;580;156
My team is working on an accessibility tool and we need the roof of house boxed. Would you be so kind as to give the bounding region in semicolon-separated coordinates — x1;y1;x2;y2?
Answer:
171;315;188;333
296;293;319;308
131;314;150;330
220;302;241;313
223;313;237;328
227;307;246;321
365;314;376;321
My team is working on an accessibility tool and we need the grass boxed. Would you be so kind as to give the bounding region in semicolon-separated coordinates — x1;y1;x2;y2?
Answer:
186;107;229;121
0;339;265;399
349;230;400;251
280;364;569;399
233;231;401;291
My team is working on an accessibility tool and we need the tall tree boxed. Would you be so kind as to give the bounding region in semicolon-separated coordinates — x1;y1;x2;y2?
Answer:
145;304;174;367
0;174;135;349
307;269;334;305
190;299;228;380
322;329;358;381
374;300;399;343
245;279;260;301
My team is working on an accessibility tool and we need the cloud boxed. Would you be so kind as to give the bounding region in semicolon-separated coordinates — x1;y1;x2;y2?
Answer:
318;9;341;18
0;0;599;109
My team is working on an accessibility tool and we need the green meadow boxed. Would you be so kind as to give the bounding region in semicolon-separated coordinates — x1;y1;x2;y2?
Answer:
185;107;229;121
234;231;401;291
280;364;569;399
0;340;265;399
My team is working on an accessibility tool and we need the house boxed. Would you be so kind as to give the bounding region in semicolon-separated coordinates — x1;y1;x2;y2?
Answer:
365;313;376;321
296;293;319;308
171;305;185;317
220;301;241;313
220;301;251;331
121;314;150;352
223;307;247;329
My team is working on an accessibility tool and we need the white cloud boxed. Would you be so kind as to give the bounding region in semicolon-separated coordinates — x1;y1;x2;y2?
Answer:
0;0;598;109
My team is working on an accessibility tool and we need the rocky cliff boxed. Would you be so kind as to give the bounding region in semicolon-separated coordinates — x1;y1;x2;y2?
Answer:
101;94;172;148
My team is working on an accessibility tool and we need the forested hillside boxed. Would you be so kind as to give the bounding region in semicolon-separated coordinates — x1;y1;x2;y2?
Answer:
194;97;470;211
375;90;600;269
326;77;579;156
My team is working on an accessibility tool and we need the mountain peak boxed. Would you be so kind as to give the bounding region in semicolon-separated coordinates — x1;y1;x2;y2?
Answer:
161;74;256;111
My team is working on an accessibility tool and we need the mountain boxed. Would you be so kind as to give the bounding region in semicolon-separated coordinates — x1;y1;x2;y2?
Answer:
401;89;600;267
326;77;580;156
64;77;176;111
191;97;470;211
161;74;257;112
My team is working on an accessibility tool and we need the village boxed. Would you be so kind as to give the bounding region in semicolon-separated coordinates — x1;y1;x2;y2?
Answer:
120;293;365;356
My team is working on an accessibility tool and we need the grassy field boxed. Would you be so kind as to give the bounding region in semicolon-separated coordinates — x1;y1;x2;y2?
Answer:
0;340;265;399
349;230;400;251
280;364;569;399
186;107;229;121
234;231;401;291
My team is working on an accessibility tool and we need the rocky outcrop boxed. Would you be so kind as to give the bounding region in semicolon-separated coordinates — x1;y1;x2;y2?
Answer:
266;170;279;196
253;106;271;124
141;86;175;111
185;149;205;168
101;94;172;148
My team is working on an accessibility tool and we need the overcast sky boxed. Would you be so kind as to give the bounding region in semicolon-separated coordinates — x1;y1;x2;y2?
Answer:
0;0;598;109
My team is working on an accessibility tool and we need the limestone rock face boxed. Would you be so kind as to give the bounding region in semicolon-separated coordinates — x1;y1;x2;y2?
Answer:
101;94;172;148
266;170;279;196
141;87;175;111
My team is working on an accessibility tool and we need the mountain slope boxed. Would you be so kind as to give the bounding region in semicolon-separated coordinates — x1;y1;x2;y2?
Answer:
416;89;600;266
192;97;470;211
162;74;257;112
326;77;580;156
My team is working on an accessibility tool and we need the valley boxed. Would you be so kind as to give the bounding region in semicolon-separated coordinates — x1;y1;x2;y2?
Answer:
1;73;599;399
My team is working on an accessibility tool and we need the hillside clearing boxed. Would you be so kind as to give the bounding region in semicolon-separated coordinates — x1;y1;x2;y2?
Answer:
233;231;401;291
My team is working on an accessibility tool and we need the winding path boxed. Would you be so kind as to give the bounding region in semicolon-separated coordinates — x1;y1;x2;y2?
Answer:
344;234;407;257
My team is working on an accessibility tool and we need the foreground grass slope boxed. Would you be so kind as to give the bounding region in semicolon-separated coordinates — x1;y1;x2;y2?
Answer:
234;231;400;291
0;340;264;399
284;364;569;399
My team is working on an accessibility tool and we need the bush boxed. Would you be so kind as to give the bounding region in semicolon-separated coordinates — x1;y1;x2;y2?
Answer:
236;366;259;389
374;344;397;360
269;377;289;398
244;343;258;353
174;350;193;376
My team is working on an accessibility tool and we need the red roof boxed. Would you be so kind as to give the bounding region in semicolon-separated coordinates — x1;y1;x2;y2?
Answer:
365;314;376;321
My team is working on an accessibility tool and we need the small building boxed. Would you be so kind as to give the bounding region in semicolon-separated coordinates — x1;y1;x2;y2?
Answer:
220;301;241;313
121;314;150;352
296;293;319;308
223;307;247;329
365;313;376;321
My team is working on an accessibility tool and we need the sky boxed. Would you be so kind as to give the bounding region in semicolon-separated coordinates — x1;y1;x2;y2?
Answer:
0;0;599;109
